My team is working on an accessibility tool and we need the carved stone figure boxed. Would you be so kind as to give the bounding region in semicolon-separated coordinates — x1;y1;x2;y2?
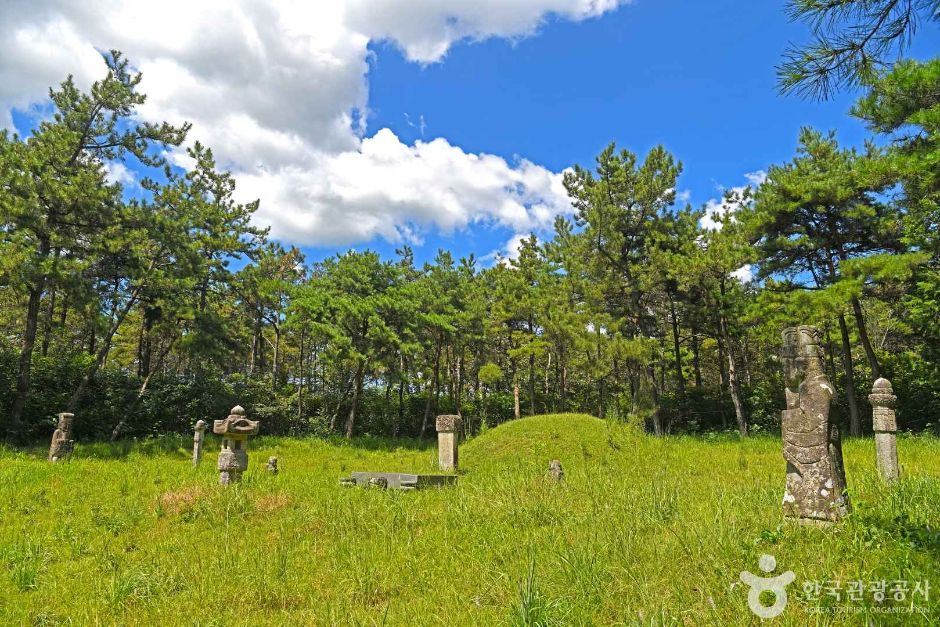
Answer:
548;460;564;482
192;420;207;467
266;456;279;475
436;414;461;471
781;326;850;524
214;406;260;485
869;378;899;481
48;412;75;462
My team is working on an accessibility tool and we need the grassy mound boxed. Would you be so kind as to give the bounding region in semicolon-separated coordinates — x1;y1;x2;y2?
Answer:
0;415;938;624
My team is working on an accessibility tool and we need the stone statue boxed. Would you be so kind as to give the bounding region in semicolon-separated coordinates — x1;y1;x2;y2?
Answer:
780;326;850;524
48;412;75;462
266;456;279;475
548;460;564;482
192;420;207;467
869;378;899;481
214;406;260;485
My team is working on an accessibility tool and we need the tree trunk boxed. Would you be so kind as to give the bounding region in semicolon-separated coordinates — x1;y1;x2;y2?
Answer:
669;296;686;397
513;384;521;420
850;296;881;380
691;333;703;388
396;354;405;437
648;365;662;436
8;280;46;438
837;313;862;436
420;336;442;438
718;312;747;436
345;359;365;438
66;293;140;413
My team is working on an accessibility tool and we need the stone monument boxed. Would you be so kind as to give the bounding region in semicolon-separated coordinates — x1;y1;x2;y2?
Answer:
780;325;850;524
192;420;207;467
869;378;899;481
548;460;564;482
436;414;461;471
48;412;75;462
214;406;260;485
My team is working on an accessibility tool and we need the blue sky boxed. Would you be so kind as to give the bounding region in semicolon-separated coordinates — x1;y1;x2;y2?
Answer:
2;1;937;269
361;0;936;265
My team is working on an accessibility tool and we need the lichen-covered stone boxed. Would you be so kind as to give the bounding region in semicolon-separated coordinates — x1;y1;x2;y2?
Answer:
780;326;850;524
48;412;75;463
435;414;461;433
548;460;564;482
266;456;279;475
215;406;259;485
192;420;207;467
869;378;899;481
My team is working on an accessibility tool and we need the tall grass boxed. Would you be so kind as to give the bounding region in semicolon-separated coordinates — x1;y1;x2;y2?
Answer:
0;415;937;625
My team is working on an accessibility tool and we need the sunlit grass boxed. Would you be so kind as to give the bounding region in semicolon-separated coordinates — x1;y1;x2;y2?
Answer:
1;415;938;625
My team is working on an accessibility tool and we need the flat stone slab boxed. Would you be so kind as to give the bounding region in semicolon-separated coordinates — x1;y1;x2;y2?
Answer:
340;472;457;490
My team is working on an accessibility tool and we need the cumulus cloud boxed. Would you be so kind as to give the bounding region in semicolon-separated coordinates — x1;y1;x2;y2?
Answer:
699;170;766;231
0;0;629;246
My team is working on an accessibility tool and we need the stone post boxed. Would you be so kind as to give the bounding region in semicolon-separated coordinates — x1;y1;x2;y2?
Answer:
214;406;260;485
48;412;75;462
869;378;899;481
436;414;461;471
266;456;279;475
780;326;850;524
548;460;564;482
192;420;207;467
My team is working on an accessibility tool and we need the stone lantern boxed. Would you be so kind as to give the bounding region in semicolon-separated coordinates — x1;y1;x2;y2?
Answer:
214;406;259;485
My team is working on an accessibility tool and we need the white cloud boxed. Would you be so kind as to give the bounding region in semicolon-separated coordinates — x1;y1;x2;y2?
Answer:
731;263;753;283
699;170;766;231
103;161;135;186
0;0;629;246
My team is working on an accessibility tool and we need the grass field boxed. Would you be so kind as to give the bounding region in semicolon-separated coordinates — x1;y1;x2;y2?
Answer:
1;414;938;625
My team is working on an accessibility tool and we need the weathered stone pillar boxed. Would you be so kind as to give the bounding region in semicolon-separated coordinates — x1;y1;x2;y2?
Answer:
548;460;564;482
48;412;75;462
436;414;461;471
869;378;899;481
214;406;260;485
780;326;850;524
192;420;207;467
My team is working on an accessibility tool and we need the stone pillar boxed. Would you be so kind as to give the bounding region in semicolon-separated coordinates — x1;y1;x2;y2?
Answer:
436;414;461;471
48;412;75;462
869;378;899;481
214;406;260;485
548;460;564;482
192;420;207;467
780;326;850;524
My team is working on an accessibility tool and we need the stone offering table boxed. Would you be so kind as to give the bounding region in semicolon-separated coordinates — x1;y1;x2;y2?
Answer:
340;472;457;490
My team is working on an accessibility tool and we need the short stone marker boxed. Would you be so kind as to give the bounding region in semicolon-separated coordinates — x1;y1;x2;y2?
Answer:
869;378;899;481
214;405;260;485
192;420;207;467
548;460;564;482
48;412;75;463
436;414;461;471
340;472;457;490
780;326;850;524
266;456;279;475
